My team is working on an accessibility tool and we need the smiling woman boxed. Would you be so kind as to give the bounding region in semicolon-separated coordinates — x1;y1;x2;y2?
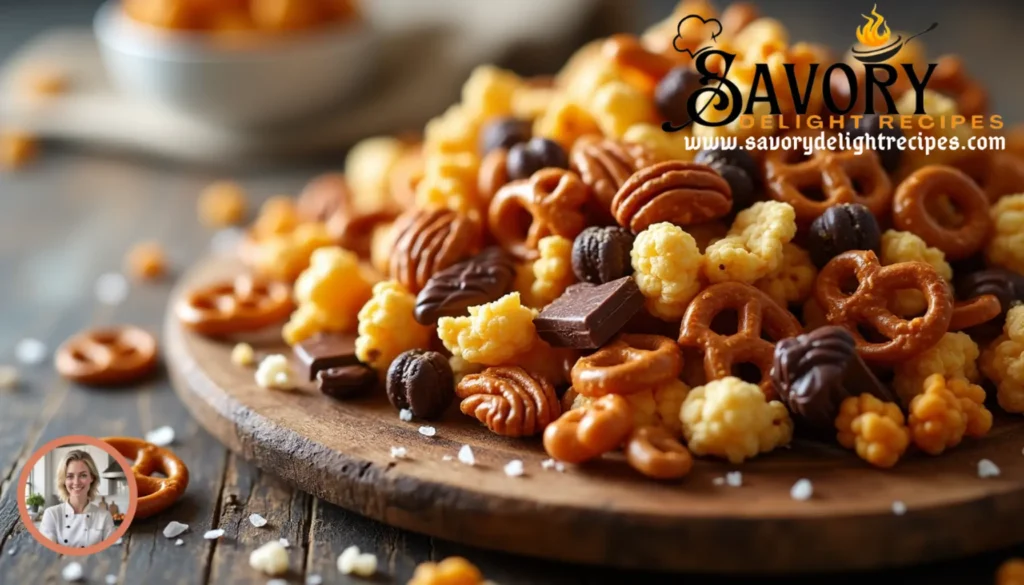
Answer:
38;450;116;549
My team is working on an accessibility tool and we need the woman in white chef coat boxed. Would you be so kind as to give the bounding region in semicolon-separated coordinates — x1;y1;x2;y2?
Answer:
39;450;115;549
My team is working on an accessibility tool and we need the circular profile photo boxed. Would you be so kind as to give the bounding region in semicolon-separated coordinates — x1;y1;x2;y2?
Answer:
18;435;138;556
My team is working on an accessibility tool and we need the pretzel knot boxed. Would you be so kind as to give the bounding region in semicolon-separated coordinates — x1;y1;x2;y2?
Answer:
814;251;953;364
764;131;892;224
456;367;560;437
55;326;158;386
176;275;293;337
892;165;992;261
571;334;682;397
678;282;802;400
103;437;189;519
488;168;591;262
542;395;634;464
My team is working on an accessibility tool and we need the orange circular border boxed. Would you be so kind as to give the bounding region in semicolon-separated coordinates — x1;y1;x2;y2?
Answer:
17;435;139;556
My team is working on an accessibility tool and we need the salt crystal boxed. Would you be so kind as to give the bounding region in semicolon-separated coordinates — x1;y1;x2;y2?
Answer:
554;461;566;472
175;539;184;546
115;538;123;545
0;365;18;390
503;460;524;477
418;425;436;437
390;446;408;459
267;580;287;585
306;576;323;585
95;273;129;305
105;575;117;585
62;562;84;582
145;426;175;446
978;459;1001;478
203;529;225;540
725;471;743;487
337;545;377;576
15;339;47;365
250;513;268;527
790;479;813;501
210;228;245;255
163;521;188;538
7;546;16;556
279;538;290;549
712;477;725;486
892;501;907;516
442;455;454;461
541;458;556;470
458;445;475;466
250;540;289;575
399;409;413;422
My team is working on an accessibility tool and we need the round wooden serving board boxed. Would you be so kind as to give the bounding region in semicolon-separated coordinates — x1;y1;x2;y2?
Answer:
166;254;1024;574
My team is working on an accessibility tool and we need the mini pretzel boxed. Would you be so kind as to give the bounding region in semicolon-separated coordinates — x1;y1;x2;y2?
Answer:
176;275;293;336
764;130;892;224
626;426;693;480
55;326;157;386
950;294;1002;331
571;334;682;397
679;282;802;399
815;251;952;364
952;151;1024;204
892;165;992;261
488;168;591;261
543;395;633;463
103;437;189;519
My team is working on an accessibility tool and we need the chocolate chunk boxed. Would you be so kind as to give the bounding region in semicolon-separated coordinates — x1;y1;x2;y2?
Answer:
415;247;516;325
571;226;635;284
956;268;1024;340
655;67;703;128
386;349;455;420
806;203;881;269
695;147;759;184
847;114;903;173
506;138;569;181
534;277;644;349
714;163;756;215
293;333;359;381
771;326;896;432
480;117;532;154
318;365;377;400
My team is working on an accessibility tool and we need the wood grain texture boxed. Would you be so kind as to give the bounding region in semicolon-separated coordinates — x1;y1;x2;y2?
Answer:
166;252;1024;575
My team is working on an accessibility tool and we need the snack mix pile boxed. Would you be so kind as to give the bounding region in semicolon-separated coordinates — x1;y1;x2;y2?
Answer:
176;0;1024;482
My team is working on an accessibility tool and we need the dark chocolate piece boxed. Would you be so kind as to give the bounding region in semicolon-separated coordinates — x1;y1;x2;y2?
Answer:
386;349;455;420
318;365;377;400
415;247;516;325
506;138;569;181
714;163;756;215
771;326;897;432
694;147;759;184
806;203;881;269
293;333;359;381
655;67;703;128
956;268;1024;340
571;226;634;285
480;117;531;154
534;276;644;349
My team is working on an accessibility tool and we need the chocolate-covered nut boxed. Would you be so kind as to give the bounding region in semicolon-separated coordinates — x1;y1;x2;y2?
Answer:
957;268;1024;313
534;277;644;348
655;67;703;127
480;117;531;154
694;147;759;184
318;364;377;400
714;163;756;215
415;247;516;325
847;114;903;173
771;326;896;432
806;203;881;269
571;226;635;284
506;138;569;181
386;349;455;420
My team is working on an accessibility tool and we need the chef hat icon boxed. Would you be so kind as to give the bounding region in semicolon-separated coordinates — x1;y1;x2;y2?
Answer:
673;14;724;59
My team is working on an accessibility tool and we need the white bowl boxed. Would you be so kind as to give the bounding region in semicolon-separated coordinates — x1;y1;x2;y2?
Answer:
93;1;375;129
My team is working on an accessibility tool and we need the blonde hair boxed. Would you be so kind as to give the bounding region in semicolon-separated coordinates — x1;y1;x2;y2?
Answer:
55;450;101;503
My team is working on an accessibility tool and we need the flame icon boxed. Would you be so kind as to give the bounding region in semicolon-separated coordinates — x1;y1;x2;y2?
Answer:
856;5;891;47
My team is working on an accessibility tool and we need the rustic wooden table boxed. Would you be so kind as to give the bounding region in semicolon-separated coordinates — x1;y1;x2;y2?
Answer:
3;1;1024;583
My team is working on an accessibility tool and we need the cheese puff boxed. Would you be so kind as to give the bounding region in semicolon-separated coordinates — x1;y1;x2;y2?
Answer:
980;305;1024;413
892;332;980;406
530;236;576;308
880;229;953;318
622;123;693;163
250;222;334;283
732;17;789;58
512;261;539;309
355;280;433;372
437;293;539;366
449;354;486;386
562;56;624;108
589;81;658;139
251;195;301;238
985;193;1024;275
704;201;797;284
414;175;478;216
461;65;522;122
282;246;376;344
424;104;479;157
754;242;817;307
511;85;558;122
631;222;703;321
946;376;994;438
573;378;689;438
835;393;910;468
684;221;728;253
680;376;793;464
344;136;405;214
908;374;968;455
533;96;601;152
